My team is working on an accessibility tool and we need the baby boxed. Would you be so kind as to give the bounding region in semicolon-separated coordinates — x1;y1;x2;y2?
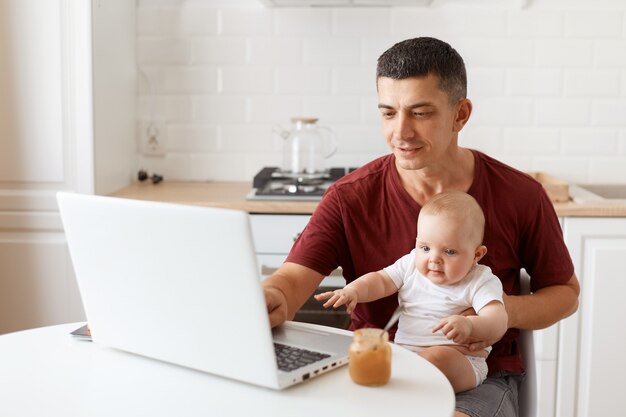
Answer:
316;191;508;393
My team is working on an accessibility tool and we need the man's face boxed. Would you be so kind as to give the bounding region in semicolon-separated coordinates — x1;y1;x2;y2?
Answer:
377;74;462;171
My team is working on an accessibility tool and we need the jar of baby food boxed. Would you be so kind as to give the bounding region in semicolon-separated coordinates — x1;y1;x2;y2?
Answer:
348;328;392;386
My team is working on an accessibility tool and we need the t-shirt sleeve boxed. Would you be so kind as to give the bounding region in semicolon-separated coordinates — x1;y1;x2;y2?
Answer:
383;250;414;290
519;186;575;292
285;186;347;276
471;267;504;313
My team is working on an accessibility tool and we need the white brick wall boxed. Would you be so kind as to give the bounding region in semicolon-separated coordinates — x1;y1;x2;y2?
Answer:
137;0;626;184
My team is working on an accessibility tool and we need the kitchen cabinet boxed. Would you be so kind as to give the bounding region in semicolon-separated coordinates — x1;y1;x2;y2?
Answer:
250;214;349;328
250;214;344;287
556;217;626;417
0;0;135;334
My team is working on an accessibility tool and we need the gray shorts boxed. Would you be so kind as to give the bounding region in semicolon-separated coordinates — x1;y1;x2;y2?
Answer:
455;371;525;417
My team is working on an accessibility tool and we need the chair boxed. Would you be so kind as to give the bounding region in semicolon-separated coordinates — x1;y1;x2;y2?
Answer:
517;269;537;417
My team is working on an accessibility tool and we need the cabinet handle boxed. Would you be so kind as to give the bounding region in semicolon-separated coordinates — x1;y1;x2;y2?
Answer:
292;232;301;243
261;265;343;277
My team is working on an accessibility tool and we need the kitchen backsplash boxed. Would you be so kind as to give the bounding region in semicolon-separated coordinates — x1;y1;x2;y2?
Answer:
136;0;626;184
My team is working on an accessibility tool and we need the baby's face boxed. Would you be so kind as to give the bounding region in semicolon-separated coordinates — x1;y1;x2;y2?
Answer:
414;213;482;286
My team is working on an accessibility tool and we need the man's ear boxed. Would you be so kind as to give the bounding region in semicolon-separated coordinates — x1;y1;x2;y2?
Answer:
474;245;487;263
453;98;472;133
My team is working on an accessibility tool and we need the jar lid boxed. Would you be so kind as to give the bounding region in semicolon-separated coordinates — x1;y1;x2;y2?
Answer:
290;117;319;124
353;328;389;343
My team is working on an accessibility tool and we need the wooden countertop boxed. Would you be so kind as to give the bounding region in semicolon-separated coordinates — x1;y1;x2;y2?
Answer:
111;181;626;217
112;181;318;214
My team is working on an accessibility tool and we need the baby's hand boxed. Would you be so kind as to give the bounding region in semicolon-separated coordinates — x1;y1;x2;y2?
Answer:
432;315;473;344
314;288;358;314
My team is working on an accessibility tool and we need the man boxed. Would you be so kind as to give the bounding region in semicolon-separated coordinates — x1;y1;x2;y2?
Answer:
262;37;579;417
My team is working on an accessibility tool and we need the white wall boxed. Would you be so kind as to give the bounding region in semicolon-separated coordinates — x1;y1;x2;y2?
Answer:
136;0;626;184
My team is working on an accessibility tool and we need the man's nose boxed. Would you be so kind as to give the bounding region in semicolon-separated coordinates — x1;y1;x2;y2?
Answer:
395;113;415;140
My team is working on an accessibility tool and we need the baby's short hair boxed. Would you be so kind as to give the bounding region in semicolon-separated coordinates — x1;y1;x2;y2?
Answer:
420;191;485;243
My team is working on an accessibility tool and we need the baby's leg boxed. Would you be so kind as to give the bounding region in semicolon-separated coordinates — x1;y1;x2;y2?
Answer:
418;346;476;393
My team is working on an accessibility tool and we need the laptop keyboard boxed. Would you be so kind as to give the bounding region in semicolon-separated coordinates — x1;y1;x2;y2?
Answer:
274;343;330;372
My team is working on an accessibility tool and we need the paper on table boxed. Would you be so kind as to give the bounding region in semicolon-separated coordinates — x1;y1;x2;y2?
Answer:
70;324;92;341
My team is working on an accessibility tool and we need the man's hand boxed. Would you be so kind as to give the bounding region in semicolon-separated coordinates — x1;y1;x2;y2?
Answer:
264;286;289;328
432;315;473;344
314;287;359;314
465;337;499;352
458;299;508;351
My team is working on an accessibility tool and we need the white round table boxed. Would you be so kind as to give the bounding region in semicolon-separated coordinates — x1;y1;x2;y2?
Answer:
0;323;455;417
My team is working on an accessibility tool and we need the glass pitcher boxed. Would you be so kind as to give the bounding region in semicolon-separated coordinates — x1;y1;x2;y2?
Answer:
273;118;337;176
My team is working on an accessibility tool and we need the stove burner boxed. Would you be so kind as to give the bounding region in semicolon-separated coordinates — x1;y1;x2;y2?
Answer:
284;181;325;194
248;167;352;201
271;170;330;182
296;184;320;193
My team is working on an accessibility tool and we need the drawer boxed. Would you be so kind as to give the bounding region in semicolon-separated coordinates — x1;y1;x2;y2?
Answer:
257;254;345;287
250;214;310;253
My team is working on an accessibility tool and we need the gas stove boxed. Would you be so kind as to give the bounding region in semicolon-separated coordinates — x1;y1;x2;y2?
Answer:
247;167;353;201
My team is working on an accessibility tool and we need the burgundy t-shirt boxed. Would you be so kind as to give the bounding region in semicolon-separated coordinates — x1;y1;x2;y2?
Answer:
286;150;574;375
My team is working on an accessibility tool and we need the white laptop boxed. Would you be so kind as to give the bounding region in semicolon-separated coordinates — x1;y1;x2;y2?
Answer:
57;192;352;390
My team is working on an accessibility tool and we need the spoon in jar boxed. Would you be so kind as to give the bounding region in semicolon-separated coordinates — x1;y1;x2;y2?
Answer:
380;305;403;338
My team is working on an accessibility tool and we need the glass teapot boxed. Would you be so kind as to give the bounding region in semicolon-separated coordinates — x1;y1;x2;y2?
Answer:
273;117;337;177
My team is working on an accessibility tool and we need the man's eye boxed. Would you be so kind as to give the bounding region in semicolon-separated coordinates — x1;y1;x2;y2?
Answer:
444;249;457;255
419;245;430;253
381;112;395;119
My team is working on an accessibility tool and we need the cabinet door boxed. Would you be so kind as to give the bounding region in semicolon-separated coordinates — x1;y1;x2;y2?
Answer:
257;254;344;287
560;217;626;417
0;233;85;334
250;214;344;287
250;214;311;254
0;0;85;334
0;0;135;334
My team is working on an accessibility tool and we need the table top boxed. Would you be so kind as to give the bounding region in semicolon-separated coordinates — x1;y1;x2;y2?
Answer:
0;322;455;417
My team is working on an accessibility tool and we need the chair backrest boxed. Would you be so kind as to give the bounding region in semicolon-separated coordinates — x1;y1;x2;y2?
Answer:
517;269;537;417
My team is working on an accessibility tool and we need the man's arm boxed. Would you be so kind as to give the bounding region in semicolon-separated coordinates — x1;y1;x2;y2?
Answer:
467;273;580;351
262;262;325;328
505;273;580;330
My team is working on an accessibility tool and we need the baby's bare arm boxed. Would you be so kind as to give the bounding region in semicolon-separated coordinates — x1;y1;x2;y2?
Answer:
467;300;508;341
314;270;397;314
433;301;508;345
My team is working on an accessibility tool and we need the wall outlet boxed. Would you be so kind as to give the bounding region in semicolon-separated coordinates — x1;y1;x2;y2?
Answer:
140;121;167;156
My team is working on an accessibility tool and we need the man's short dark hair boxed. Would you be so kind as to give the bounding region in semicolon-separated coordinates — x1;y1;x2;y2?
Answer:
376;37;467;104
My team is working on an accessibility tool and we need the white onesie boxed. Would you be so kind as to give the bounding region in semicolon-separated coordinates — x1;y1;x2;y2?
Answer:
383;249;504;386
